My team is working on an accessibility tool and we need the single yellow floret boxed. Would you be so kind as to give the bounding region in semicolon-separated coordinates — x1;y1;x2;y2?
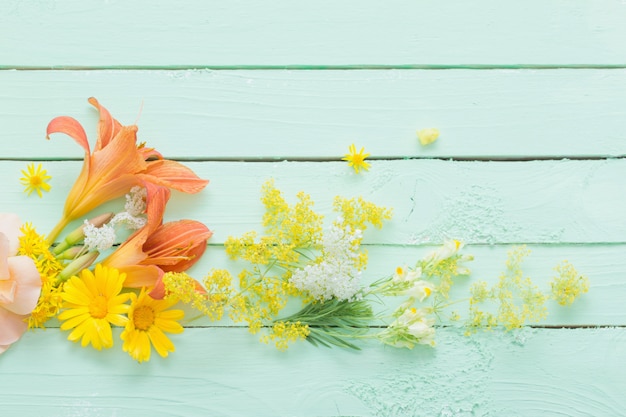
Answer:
20;163;52;197
342;144;371;173
417;128;440;146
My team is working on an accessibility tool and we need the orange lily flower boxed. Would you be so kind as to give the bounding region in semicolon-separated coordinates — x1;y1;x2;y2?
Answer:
46;97;209;242
102;182;212;294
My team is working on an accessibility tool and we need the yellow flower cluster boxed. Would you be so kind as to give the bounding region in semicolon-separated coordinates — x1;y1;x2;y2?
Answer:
17;223;66;328
191;180;392;348
57;265;185;362
467;246;548;333
261;321;310;351
550;261;590;306
262;180;323;249
235;269;299;333
333;196;393;232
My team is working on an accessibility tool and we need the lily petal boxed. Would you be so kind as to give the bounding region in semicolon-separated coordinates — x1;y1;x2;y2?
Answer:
143;220;212;272
102;183;170;286
118;264;164;288
46;116;90;154
64;126;146;221
88;97;124;151
141;159;209;194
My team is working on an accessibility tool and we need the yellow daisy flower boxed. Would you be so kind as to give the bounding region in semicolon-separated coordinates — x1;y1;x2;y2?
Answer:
121;288;184;363
342;144;370;173
58;264;130;350
20;163;52;197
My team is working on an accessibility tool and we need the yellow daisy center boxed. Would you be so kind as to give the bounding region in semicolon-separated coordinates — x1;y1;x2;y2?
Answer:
352;154;365;165
133;305;156;331
29;175;43;186
89;295;109;319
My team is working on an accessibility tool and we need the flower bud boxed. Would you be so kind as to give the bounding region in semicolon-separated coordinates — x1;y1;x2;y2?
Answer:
57;251;100;283
417;128;440;146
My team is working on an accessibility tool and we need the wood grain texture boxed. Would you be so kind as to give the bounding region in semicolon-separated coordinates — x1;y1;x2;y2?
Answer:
2;0;626;67
2;159;623;245
2;69;626;160
3;1;625;415
23;243;624;328
1;328;625;417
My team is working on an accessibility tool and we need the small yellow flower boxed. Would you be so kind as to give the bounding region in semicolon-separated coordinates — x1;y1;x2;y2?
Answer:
20;163;52;197
58;264;130;350
121;288;184;363
342;144;370;173
417;128;440;146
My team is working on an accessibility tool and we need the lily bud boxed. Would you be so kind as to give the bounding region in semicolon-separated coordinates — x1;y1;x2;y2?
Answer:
56;245;85;260
57;251;100;283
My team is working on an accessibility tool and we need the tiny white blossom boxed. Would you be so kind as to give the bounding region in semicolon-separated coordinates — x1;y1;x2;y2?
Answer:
403;280;435;302
406;320;436;346
425;239;464;262
83;221;116;252
110;211;147;230
109;186;148;230
125;186;147;217
395;307;436;347
290;222;363;301
392;267;422;283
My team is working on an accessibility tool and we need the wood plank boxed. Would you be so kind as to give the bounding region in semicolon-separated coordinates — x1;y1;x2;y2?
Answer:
1;328;624;417
33;243;626;328
2;1;626;67
3;159;624;244
2;69;626;159
183;243;626;327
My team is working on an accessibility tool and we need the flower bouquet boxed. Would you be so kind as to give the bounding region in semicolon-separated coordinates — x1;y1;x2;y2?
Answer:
1;98;590;362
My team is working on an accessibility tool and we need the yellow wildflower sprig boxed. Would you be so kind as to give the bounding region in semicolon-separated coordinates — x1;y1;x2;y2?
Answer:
550;261;590;306
17;223;67;328
178;180;392;348
466;246;589;334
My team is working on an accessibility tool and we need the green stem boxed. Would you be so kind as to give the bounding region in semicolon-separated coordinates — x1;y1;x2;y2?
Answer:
47;217;70;245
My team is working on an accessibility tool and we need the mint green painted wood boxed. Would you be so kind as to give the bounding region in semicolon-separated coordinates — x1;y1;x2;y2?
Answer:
2;70;626;159
28;243;624;327
2;159;623;244
2;0;626;67
2;328;625;417
2;1;625;415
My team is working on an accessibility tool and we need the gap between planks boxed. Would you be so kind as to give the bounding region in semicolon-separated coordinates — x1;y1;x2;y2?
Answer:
1;155;625;163
3;64;626;71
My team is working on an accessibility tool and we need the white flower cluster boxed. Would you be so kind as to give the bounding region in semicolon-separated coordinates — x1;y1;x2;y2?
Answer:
83;220;116;252
290;222;363;302
110;186;147;230
83;186;148;252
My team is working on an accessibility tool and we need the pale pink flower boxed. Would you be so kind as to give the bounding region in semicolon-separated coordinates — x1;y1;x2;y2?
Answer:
0;214;42;354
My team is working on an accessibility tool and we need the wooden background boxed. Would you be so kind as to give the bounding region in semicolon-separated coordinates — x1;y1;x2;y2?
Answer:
2;1;626;416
